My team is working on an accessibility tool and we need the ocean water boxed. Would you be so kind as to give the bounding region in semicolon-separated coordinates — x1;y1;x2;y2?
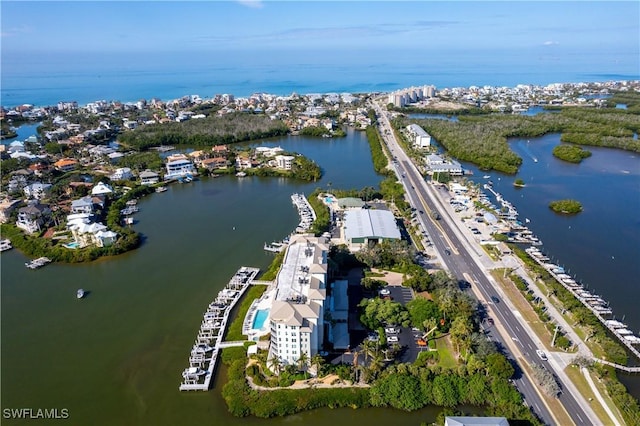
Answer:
2;48;639;107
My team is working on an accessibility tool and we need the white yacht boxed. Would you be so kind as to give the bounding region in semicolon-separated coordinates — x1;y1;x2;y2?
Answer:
77;289;85;299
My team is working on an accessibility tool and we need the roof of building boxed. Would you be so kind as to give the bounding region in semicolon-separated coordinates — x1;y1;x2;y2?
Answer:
344;209;401;241
337;197;365;209
444;416;509;426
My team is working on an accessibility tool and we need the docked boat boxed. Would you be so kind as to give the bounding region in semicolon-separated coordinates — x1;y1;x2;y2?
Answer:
25;257;52;269
155;186;168;193
235;171;247;177
0;239;12;252
77;288;85;299
182;367;208;379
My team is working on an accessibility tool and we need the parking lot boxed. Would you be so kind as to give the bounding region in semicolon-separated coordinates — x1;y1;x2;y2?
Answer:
380;284;424;363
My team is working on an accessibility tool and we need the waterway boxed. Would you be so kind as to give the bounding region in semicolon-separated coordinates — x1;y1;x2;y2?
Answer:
2;123;639;422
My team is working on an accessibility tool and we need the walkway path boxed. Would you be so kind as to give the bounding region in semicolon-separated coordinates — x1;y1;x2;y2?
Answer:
582;367;622;426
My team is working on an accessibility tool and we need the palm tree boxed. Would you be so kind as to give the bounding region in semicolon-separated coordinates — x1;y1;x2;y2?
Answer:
297;351;309;379
268;356;283;375
311;353;325;383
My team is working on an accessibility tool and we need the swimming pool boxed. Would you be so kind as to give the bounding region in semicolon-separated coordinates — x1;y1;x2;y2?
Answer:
252;309;269;330
63;242;79;249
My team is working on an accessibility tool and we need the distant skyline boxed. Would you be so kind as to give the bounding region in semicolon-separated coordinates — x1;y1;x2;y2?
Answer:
2;1;639;55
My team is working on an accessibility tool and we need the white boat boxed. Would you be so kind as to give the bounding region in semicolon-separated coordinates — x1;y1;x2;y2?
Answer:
0;239;12;252
182;367;208;379
235;171;247;177
483;175;491;179
77;289;85;299
155;186;167;193
192;344;214;354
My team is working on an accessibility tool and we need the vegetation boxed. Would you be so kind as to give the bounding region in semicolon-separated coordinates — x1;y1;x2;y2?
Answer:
355;240;416;271
221;348;371;418
307;189;331;236
552;144;592;163
548;199;583;214
118;112;289;150
365;125;393;175
401;105;640;173
1;122;18;139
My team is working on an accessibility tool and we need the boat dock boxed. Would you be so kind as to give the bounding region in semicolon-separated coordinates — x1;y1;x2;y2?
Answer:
179;266;260;391
291;193;315;233
25;257;52;269
525;246;640;363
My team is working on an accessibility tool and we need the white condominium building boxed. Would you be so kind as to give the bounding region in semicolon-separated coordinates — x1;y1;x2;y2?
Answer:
269;234;329;366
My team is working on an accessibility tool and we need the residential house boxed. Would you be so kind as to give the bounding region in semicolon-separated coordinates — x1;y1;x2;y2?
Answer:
110;167;133;181
53;158;78;172
71;196;94;214
91;182;114;196
23;182;52;200
139;170;160;185
165;158;196;179
0;198;22;223
16;202;51;234
200;157;229;171
275;155;295;170
70;222;118;248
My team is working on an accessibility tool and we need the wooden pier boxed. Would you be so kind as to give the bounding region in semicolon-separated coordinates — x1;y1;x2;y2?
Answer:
179;266;260;391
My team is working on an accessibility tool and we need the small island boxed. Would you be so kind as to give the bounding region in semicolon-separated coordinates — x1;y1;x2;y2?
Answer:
549;199;583;214
552;144;592;163
513;178;525;188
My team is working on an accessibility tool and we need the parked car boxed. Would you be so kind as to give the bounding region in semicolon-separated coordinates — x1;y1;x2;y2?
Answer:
387;336;399;343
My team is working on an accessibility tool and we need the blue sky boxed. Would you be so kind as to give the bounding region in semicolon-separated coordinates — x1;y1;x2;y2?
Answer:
2;1;639;54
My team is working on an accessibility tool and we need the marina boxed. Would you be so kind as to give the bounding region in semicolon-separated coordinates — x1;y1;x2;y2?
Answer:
525;246;640;363
291;193;316;233
179;266;260;391
25;256;52;269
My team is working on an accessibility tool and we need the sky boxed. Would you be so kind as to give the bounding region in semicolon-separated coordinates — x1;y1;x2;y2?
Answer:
2;1;639;55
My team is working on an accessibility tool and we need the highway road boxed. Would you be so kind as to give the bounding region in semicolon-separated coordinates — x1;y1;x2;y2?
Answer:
371;102;595;425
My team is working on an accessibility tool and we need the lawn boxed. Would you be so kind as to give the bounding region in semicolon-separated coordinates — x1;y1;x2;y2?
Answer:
435;335;457;368
224;285;268;341
564;364;624;425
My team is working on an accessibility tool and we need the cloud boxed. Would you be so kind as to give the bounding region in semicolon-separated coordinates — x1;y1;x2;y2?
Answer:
236;0;263;8
543;41;559;46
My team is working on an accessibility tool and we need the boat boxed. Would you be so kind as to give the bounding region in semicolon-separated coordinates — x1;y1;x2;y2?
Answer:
483;175;491;179
264;241;286;253
182;367;208;379
0;239;12;252
125;217;135;225
235;171;247;177
77;289;85;299
25;257;52;269
155;186;168;193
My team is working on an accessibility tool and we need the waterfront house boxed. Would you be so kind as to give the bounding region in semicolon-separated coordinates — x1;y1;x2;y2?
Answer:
69;222;117;248
200;157;229;171
165;158;196;179
275;155;295;171
139;169;160;185
16;202;51;234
